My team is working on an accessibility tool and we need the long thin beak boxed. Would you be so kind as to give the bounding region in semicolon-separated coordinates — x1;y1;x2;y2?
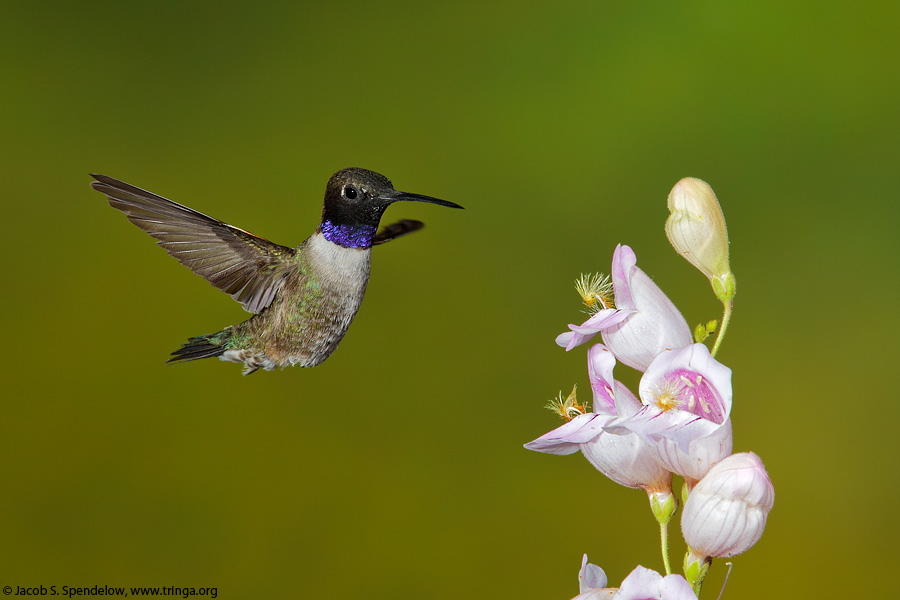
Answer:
388;190;464;209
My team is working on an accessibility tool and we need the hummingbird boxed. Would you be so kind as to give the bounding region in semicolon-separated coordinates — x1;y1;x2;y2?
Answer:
92;168;463;374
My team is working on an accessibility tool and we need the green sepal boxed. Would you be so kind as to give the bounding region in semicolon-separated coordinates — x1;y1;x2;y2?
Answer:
683;549;710;597
650;492;677;525
713;271;736;303
684;557;700;584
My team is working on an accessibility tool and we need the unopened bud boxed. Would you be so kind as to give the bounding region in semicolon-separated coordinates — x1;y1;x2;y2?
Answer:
681;452;774;558
666;178;735;302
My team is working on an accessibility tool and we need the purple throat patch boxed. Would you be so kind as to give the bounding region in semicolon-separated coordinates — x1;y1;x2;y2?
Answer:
321;220;377;248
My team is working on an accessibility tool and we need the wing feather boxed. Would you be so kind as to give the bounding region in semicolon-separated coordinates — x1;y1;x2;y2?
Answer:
372;219;424;245
92;174;295;313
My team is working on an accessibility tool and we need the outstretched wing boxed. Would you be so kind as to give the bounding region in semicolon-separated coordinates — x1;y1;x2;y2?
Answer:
372;219;424;245
92;174;295;314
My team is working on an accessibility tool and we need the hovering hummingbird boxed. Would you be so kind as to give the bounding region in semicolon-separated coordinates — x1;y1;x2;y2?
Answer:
92;168;463;374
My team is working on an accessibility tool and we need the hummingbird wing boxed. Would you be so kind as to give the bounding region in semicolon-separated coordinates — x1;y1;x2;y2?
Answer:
92;174;295;314
372;219;424;245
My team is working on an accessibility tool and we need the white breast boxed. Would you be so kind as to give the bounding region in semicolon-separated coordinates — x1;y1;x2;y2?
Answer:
306;232;372;295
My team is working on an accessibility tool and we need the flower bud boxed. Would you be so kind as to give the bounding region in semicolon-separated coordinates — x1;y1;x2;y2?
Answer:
665;178;735;303
681;452;774;558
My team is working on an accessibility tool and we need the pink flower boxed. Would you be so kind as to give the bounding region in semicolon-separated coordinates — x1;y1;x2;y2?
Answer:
613;566;696;600
610;344;733;482
526;346;670;492
681;452;775;558
557;245;692;372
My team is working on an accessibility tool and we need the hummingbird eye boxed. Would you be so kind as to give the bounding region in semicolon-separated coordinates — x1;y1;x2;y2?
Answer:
343;185;359;200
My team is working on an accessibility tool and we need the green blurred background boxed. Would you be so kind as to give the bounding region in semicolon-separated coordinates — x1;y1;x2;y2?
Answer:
2;1;897;598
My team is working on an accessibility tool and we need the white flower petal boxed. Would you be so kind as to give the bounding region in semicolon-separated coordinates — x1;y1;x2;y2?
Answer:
681;452;774;557
579;555;608;591
613;566;695;600
524;413;598;455
601;245;692;371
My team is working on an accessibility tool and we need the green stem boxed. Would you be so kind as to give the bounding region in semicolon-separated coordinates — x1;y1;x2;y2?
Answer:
710;300;732;358
692;559;710;598
660;519;672;575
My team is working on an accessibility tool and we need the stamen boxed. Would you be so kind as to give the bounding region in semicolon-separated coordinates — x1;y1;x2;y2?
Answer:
575;273;615;315
545;385;590;421
697;394;710;414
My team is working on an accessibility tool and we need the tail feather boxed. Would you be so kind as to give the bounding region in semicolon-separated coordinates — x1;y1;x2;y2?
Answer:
167;329;231;364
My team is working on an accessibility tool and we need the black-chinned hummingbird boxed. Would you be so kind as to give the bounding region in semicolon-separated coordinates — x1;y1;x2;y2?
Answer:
92;168;463;374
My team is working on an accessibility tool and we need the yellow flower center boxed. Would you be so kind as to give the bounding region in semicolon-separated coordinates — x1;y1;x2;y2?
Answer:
652;378;682;412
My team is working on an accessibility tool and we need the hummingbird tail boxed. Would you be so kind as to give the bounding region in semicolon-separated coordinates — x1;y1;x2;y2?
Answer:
166;329;232;364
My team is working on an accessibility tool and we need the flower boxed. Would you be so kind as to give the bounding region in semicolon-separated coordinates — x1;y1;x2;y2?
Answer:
665;178;735;303
609;343;733;482
557;245;692;372
525;345;671;491
613;566;696;600
681;452;775;558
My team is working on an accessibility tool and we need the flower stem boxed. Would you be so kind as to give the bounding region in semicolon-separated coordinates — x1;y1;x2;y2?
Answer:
660;519;672;575
692;575;704;598
710;300;732;358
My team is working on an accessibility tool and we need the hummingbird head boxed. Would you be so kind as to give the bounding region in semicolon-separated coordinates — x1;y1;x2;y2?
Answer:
319;167;462;248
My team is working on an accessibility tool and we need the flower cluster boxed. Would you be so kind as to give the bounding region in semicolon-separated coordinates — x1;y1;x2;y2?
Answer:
526;179;773;598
